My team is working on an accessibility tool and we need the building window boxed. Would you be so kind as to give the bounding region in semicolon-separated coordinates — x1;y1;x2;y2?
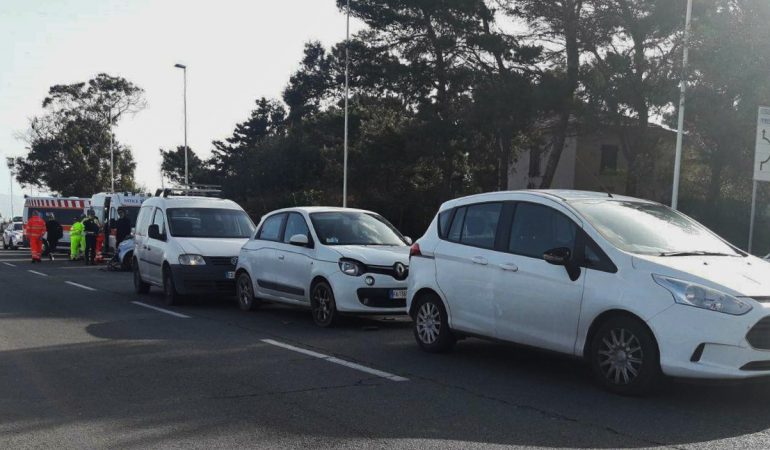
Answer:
600;145;619;173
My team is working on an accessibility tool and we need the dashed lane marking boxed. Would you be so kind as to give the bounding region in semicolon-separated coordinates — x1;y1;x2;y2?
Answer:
261;339;409;382
28;270;48;277
130;301;191;319
65;281;97;292
2;262;16;267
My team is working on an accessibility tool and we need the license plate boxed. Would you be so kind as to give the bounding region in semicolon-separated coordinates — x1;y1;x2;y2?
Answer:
389;289;407;300
225;271;235;280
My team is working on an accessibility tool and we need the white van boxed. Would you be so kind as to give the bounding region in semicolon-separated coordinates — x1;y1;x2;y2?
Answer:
90;192;150;251
132;189;256;305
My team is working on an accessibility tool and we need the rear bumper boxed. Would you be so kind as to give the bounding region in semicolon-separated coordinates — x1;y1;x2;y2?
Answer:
168;264;236;296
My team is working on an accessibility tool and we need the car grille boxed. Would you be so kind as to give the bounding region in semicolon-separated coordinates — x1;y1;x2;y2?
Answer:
356;288;406;309
746;317;770;350
184;279;236;293
365;264;409;281
208;256;236;266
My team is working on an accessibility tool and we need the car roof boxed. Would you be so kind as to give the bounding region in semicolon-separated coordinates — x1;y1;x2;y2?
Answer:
440;189;655;211
144;196;243;210
265;206;377;216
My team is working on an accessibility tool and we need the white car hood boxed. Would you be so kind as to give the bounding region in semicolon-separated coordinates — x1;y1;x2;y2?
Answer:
633;255;770;297
175;237;247;257
331;245;410;266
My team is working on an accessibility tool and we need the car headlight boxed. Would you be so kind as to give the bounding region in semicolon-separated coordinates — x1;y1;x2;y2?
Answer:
339;259;364;276
653;274;752;316
178;254;206;266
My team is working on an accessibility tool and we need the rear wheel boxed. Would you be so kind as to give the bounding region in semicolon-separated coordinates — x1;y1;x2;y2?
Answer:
133;260;150;294
589;316;661;396
236;272;260;311
413;294;456;353
163;268;181;306
311;281;338;328
2;238;7;250
121;251;133;271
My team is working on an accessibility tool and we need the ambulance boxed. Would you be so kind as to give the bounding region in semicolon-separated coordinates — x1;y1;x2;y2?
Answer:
22;196;92;249
90;192;151;252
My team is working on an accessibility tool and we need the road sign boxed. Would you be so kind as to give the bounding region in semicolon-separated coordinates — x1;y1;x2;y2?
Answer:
755;106;770;182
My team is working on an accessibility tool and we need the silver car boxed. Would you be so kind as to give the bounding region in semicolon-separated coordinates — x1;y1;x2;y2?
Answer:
3;222;23;250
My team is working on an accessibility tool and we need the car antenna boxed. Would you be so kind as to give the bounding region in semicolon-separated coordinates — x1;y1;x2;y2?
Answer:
573;153;614;198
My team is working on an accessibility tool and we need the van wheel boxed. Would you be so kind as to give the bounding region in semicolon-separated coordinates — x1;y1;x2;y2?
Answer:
133;260;150;294
236;272;260;311
413;294;456;353
163;268;181;306
589;316;661;396
311;281;338;328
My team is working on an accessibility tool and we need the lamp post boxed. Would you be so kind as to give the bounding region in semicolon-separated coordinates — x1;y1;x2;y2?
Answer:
5;157;14;219
174;63;189;187
671;0;693;210
342;0;350;208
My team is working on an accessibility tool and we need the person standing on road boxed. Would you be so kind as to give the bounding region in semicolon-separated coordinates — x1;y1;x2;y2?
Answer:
70;215;85;261
44;213;63;261
26;212;46;263
82;210;101;265
114;208;131;248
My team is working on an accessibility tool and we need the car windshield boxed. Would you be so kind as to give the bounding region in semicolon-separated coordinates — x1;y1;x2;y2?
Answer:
310;211;406;246
570;200;742;257
166;208;255;238
13;224;22;231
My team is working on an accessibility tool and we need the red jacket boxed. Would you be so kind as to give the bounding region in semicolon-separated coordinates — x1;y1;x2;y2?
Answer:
26;216;46;239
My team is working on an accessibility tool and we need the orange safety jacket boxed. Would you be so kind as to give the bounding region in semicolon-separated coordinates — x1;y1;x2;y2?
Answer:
26;216;47;239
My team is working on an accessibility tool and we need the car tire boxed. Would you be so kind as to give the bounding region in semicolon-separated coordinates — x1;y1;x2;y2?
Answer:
163;268;181;306
121;251;133;271
413;293;456;353
133;260;150;294
589;315;661;396
236;272;260;311
2;239;7;250
311;280;338;328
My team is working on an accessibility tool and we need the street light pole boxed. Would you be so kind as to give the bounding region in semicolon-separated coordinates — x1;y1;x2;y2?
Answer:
109;111;115;192
5;157;14;219
174;63;189;187
671;0;693;210
342;0;350;208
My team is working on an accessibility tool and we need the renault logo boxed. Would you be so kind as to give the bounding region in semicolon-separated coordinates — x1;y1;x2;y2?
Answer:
394;262;408;280
231;257;239;266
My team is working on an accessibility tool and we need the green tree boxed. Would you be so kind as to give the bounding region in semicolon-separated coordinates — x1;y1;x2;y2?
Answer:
159;146;215;186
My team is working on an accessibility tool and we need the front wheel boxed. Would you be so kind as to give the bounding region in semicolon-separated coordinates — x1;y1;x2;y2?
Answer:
133;261;150;294
236;272;260;311
413;294;456;353
163;269;181;306
311;281;338;328
589;316;661;396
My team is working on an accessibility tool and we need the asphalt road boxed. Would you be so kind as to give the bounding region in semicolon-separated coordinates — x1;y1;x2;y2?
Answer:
3;248;770;449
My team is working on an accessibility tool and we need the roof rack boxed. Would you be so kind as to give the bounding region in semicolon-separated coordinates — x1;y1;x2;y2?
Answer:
155;185;223;198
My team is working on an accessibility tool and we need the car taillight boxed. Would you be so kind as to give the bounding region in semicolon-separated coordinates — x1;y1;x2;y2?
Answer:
409;243;422;258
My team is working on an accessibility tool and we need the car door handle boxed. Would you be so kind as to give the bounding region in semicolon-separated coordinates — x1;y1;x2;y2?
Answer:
278;254;285;260
471;256;488;265
500;263;519;272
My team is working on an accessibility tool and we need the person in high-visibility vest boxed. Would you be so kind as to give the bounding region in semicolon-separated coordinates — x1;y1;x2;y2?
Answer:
70;215;85;261
26;212;47;263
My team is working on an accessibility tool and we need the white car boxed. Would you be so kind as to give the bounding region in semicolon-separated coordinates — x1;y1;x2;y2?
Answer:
235;207;411;327
407;190;770;395
3;222;24;249
132;190;255;305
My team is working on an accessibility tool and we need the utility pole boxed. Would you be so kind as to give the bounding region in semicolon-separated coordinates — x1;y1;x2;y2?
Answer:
342;0;350;208
671;0;693;210
5;157;14;218
109;111;115;192
174;63;189;187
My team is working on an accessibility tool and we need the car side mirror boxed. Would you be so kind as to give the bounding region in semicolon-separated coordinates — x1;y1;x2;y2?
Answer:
148;224;163;241
289;234;309;247
544;247;581;282
404;236;413;245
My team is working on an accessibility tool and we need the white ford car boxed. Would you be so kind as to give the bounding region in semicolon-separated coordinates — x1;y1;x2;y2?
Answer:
407;190;770;395
235;207;411;327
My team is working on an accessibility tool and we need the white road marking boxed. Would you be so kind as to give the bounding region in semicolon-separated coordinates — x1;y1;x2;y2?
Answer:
131;301;191;319
3;262;16;267
28;270;48;277
60;266;103;270
261;339;409;382
0;259;35;262
65;281;97;292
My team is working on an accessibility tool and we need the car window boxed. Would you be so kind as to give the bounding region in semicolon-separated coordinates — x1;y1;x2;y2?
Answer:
283;213;310;244
259;214;285;241
151;208;166;235
135;206;154;236
438;210;453;239
460;203;502;249
509;203;578;259
447;207;466;242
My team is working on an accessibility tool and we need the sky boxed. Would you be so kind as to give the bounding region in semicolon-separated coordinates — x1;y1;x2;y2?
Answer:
0;0;364;219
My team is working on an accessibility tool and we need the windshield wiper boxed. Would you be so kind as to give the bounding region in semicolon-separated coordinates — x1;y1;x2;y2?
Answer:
658;251;735;257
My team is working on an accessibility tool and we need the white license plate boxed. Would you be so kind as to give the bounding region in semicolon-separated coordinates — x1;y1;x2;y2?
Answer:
225;271;235;280
389;289;407;300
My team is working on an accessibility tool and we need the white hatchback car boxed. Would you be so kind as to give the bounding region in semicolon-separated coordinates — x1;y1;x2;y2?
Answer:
235;207;411;327
3;222;23;249
407;190;770;395
133;191;255;305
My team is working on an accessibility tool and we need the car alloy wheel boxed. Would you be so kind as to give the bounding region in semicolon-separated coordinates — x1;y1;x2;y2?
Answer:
416;302;441;345
597;328;643;386
412;294;455;353
236;273;259;311
311;282;337;327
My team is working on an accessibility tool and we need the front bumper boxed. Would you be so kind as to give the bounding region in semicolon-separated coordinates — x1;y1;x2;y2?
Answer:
168;264;236;296
328;271;408;314
649;303;770;379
